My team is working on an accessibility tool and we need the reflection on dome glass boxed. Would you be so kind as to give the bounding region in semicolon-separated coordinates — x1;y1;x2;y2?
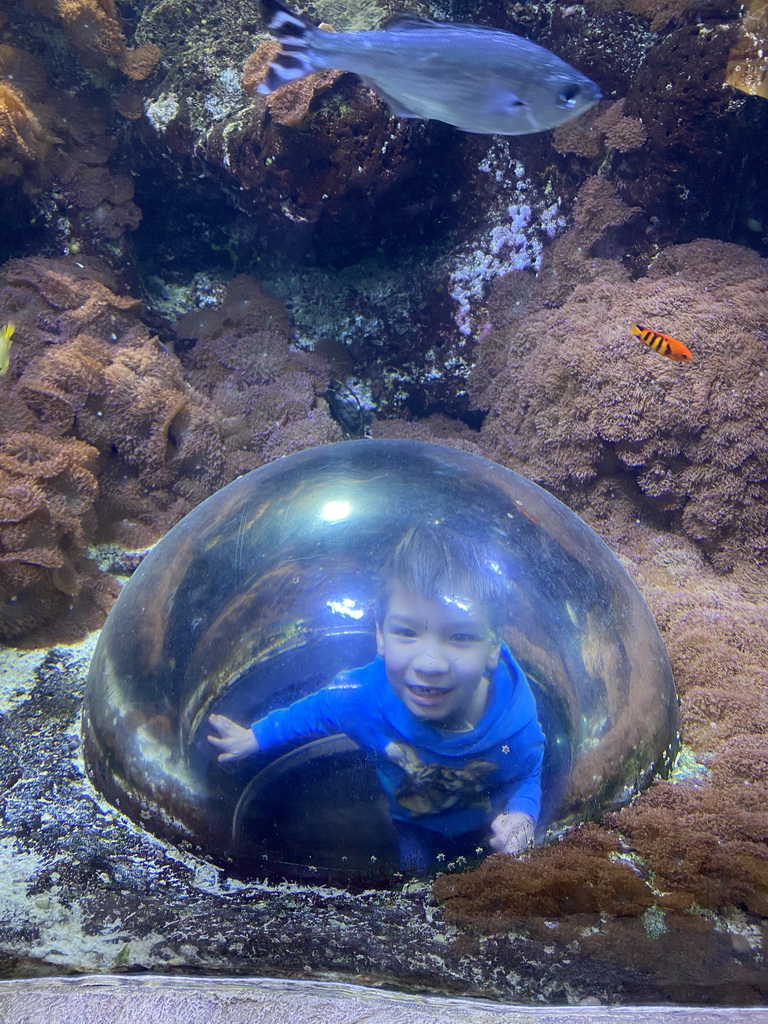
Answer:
83;440;679;884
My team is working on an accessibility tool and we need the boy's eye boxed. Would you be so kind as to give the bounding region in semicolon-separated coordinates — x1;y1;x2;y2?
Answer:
392;627;417;638
451;633;480;643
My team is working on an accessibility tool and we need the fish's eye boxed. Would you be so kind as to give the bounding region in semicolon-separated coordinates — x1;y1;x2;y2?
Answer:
557;84;581;109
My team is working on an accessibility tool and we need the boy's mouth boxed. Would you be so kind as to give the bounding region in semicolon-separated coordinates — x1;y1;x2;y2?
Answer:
406;682;451;704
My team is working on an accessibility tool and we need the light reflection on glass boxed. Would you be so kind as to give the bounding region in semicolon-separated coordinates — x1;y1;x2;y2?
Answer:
326;598;365;620
321;499;351;522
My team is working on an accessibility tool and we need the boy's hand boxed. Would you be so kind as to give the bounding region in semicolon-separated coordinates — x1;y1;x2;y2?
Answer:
207;713;259;762
489;811;535;856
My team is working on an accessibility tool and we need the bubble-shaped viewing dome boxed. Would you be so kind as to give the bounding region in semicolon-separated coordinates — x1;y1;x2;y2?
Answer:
83;440;678;883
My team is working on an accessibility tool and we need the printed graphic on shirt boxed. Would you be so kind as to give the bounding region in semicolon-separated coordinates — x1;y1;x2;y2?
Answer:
385;740;497;816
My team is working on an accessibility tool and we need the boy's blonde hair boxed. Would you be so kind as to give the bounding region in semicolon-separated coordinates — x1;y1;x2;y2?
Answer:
376;524;509;632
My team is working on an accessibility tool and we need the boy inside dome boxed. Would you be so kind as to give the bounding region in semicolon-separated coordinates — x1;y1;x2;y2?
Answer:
208;524;545;871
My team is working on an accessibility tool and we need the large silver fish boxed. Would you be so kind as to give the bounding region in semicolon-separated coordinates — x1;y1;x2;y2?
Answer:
258;0;601;135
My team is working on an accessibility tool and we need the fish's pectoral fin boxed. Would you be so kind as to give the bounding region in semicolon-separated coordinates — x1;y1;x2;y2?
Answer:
360;79;425;119
500;93;526;111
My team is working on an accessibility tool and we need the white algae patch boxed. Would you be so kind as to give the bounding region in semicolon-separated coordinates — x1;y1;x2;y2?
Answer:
0;633;99;713
0;837;163;970
0;648;55;714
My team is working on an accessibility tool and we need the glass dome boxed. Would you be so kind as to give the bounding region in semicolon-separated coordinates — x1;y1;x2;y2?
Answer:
83;439;678;883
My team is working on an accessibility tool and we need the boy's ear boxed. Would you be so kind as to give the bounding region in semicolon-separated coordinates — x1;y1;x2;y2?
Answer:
376;621;385;657
486;641;501;674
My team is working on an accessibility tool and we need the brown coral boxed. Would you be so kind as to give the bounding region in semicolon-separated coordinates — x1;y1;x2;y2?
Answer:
0;0;157;238
0;81;48;169
0;257;341;571
0;257;221;547
178;274;341;472
118;42;161;82
599;99;647;152
0;43;146;253
475;238;768;570
17;329;229;543
0;431;117;639
553;99;647;158
599;530;768;918
23;0;159;78
523;176;639;309
612;779;768;915
241;41;281;98
0;46;61;184
434;824;654;926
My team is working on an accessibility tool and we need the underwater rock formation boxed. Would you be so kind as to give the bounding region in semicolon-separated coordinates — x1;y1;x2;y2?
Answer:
0;0;159;262
0;0;766;406
14;0;159;79
0;46;62;190
0;257;338;637
3;0;759;417
134;0;767;414
0;0;764;995
0;431;117;640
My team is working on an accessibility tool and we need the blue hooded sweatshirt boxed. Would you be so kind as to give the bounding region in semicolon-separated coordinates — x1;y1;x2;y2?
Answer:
251;646;544;838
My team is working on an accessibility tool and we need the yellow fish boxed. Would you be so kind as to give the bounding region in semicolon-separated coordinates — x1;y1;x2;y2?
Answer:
0;323;14;377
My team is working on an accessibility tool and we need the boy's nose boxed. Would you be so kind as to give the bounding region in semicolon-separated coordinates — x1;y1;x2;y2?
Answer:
412;640;450;674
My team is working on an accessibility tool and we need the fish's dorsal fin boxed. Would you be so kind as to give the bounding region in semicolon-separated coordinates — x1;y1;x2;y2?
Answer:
381;11;503;32
381;12;442;29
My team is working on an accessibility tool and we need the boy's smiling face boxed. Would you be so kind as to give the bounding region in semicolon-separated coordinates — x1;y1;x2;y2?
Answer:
376;584;501;730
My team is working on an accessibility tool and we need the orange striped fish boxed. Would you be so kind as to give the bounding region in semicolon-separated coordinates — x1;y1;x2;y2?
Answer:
630;323;692;362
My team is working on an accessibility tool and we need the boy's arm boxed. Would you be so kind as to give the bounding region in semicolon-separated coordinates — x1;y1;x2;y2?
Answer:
497;654;547;824
491;713;545;855
502;739;544;821
208;684;360;764
250;683;361;752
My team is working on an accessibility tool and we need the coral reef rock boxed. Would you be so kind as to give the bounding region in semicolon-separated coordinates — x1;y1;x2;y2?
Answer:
0;257;338;640
474;238;768;571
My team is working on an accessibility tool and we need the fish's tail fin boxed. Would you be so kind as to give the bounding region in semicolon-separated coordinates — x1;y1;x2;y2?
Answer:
629;323;642;337
258;0;326;94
